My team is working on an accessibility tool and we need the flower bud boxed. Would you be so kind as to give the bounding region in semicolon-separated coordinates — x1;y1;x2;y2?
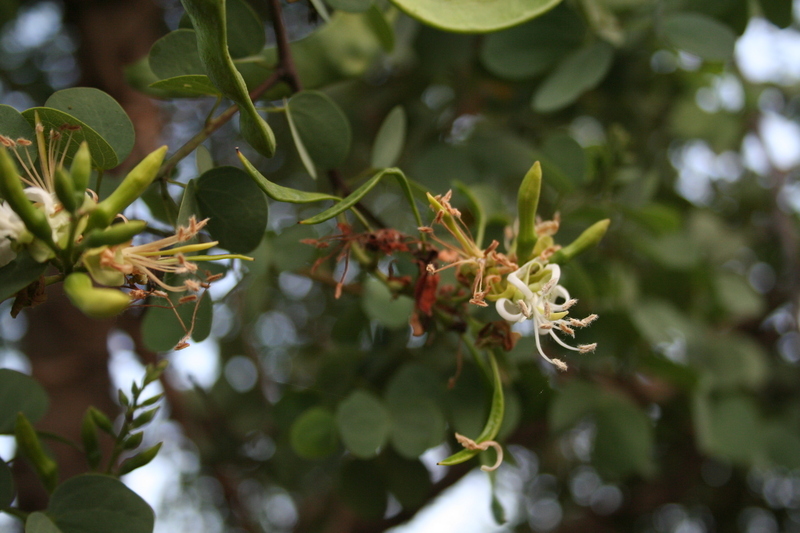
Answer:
54;168;78;213
86;145;167;231
63;272;131;318
549;219;610;264
83;220;147;248
515;161;542;263
70;141;92;192
0;147;55;245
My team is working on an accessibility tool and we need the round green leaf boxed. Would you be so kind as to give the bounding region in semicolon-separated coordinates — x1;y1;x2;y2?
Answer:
388;0;563;33
336;390;391;458
225;0;266;58
149;30;205;79
43;88;135;167
387;397;446;459
663;13;736;62
46;474;154;533
195;166;269;254
362;276;413;329
287;91;352;171
532;40;614;113
25;512;62;533
327;0;372;12
141;292;213;352
338;460;387;519
290;407;339;459
0;368;49;434
370;105;406;169
0;104;37;162
480;5;584;80
0;459;14;508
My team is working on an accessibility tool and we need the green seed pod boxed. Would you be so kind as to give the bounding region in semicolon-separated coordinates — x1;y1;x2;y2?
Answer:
117;442;162;476
83;220;147;248
122;432;143;450
0;147;55;245
515;161;542;264
63;272;132;319
549;218;610;264
86;145;168;231
54;168;78;214
81;409;102;469
15;413;59;493
70;141;92;192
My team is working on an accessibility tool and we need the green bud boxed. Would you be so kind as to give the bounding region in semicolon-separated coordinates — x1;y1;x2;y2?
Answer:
515;161;542;264
118;389;130;407
64;272;131;319
549;219;610;264
0;147;55;245
83;220;147;248
86;145;168;231
54;168;78;214
122;432;143;450
117;442;162;476
89;406;115;434
15;413;58;493
70;141;92;192
81;409;102;469
131;406;160;429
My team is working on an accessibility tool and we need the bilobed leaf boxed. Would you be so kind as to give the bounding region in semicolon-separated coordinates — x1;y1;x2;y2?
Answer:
287;91;352;172
149;29;206;79
195;166;268;253
141;291;213;352
388;0;564;33
46;474;154;533
532;40;614;112
0;250;48;303
336;390;391;458
237;149;339;203
0;459;14;508
362;276;413;329
149;75;221;97
0;104;37;162
290;407;339;459
480;5;584;80
0;368;49;434
663;13;736;61
371;105;406;169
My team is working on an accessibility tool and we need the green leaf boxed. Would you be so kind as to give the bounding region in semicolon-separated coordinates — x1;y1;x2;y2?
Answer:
593;395;656;478
327;0;372;12
693;393;762;466
380;453;431;509
300;167;422;226
365;5;394;52
141;291;213;352
549;380;601;433
149;29;206;79
25;512;62;533
224;0;266;58
0;368;49;434
339;460;387;519
42;88;134;168
336;390;391;458
388;0;564;33
480;5;584;80
714;271;765;322
149;75;221;97
285;98;318;179
362;276;413;329
370;105;406;169
195;145;214;174
309;0;332;22
0;104;37;163
0;459;14;508
691;334;767;391
290;407;339;459
0;250;48;303
385;364;446;459
286;91;353;173
237;149;340;203
46;474;154;533
195;166;268;253
662;13;736;62
532;40;614;112
540;134;586;186
759;0;793;28
176;179;201;234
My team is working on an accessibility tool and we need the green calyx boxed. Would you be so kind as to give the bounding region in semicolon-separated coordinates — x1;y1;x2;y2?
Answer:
63;272;131;318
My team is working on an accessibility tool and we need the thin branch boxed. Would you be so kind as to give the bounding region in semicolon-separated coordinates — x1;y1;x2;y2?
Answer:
267;0;303;92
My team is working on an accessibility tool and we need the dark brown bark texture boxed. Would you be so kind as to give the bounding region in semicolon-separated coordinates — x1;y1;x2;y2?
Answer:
16;0;164;510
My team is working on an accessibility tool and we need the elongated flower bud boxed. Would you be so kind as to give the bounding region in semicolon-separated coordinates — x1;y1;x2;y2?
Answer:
64;272;131;318
0;147;54;245
86;145;167;231
515;161;542;263
70;141;92;192
549;219;610;264
54;168;78;213
83;220;147;248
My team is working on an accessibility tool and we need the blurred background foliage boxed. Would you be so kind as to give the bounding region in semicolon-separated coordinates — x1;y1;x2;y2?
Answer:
1;0;800;532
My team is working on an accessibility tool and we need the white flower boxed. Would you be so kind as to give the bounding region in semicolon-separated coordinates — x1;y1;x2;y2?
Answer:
0;200;27;268
495;259;597;370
